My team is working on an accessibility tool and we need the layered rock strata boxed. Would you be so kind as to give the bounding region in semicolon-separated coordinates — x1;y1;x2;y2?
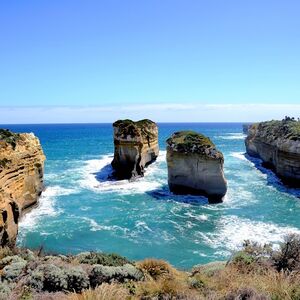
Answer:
111;119;159;179
166;131;227;203
245;119;300;186
0;129;45;246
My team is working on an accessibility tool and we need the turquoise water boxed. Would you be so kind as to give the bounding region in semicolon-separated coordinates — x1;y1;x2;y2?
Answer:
4;123;300;269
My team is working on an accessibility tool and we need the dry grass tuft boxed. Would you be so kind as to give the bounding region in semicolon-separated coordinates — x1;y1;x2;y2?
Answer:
67;283;130;300
136;258;175;280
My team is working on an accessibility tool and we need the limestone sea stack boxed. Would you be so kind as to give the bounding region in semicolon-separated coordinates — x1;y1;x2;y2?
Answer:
0;129;45;246
166;131;227;203
245;118;300;186
111;119;159;179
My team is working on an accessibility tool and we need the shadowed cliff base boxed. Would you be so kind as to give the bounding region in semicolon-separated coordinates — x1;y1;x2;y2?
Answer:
245;153;300;199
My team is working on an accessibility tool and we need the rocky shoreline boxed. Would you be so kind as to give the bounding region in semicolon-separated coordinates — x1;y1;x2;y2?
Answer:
0;129;45;246
245;118;300;186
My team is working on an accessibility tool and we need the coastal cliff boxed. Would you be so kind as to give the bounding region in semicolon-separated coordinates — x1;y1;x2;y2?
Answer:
166;131;227;203
0;129;45;246
111;119;159;179
245;118;300;186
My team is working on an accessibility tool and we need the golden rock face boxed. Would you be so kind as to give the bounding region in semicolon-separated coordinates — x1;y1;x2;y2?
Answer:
0;132;45;246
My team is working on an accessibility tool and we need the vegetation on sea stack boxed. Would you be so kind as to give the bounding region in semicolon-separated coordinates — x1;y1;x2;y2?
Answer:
113;119;156;140
0;129;21;150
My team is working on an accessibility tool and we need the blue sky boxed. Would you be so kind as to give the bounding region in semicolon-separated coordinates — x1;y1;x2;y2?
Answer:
0;1;300;122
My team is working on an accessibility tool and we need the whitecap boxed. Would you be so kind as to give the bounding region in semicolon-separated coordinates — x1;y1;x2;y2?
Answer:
81;217;128;233
229;152;248;161
200;215;300;252
19;186;78;229
78;151;167;194
217;133;246;140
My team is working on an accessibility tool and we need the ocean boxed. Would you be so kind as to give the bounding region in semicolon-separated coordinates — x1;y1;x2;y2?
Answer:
3;123;300;269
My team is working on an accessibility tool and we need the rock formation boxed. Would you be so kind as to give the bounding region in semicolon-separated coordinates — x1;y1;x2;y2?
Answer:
166;131;227;203
245;118;300;186
242;124;252;135
0;129;45;246
111;119;159;179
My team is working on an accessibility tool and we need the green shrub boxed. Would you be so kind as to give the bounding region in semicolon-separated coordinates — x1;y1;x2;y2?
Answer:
65;266;89;292
232;251;255;266
75;252;131;266
0;282;11;300
90;264;143;288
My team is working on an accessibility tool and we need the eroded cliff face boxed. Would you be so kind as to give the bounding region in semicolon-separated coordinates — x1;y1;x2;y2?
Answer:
0;130;45;246
111;119;159;179
166;131;227;203
245;119;300;186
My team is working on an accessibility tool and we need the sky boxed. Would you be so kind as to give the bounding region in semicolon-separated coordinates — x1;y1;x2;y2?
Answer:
0;0;300;123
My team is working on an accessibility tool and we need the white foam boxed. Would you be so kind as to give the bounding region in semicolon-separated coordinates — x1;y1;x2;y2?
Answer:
185;212;208;222
82;217;128;233
230;152;248;161
199;215;300;253
218;133;246;140
135;221;153;232
18;186;78;230
78;151;167;194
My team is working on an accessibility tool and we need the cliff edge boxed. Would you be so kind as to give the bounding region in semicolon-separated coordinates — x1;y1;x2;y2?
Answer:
245;118;300;186
0;129;45;246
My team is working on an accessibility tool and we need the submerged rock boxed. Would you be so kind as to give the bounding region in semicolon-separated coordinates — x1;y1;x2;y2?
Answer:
111;119;159;179
166;131;227;203
0;129;45;246
245;118;300;186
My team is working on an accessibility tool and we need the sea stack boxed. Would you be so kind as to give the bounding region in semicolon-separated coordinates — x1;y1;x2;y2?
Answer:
111;119;159;179
245;118;300;186
166;131;227;203
0;129;45;246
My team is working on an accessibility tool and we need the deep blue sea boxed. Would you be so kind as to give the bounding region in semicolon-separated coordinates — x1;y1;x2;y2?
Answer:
3;123;300;269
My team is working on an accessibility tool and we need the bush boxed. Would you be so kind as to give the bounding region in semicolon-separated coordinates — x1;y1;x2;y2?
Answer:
65;266;90;292
1;255;27;281
136;259;173;280
28;264;68;292
188;276;206;289
75;252;130;266
90;264;143;288
271;234;300;272
0;282;11;300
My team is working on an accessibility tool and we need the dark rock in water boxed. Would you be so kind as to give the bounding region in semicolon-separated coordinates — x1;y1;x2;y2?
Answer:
166;131;227;203
245;118;300;187
111;119;159;179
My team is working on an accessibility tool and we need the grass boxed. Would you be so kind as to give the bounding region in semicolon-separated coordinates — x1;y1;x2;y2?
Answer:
255;118;300;141
67;284;130;300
